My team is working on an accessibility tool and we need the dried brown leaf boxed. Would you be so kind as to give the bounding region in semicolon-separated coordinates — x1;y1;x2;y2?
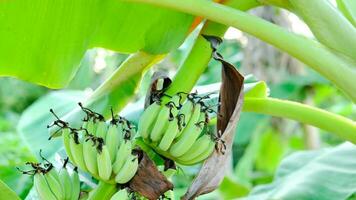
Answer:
182;35;244;200
129;150;173;200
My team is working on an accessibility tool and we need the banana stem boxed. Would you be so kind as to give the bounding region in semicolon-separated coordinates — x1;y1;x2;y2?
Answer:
164;0;260;98
243;97;356;143
288;0;356;63
88;181;117;200
126;0;356;102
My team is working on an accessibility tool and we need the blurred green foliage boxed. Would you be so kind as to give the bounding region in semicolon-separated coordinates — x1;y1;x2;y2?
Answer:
0;36;355;199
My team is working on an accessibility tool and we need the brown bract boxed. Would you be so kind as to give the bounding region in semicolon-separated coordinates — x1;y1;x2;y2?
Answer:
182;35;244;200
129;150;173;200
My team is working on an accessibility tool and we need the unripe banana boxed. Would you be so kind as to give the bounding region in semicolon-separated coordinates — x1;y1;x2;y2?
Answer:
59;168;72;200
44;169;64;200
95;121;108;139
178;140;215;165
106;124;120;162
137;102;161;139
176;99;194;138
69;134;88;172
85;119;97;135
150;106;170;142
34;173;57;200
83;138;99;176
71;169;80;200
178;134;212;162
158;116;179;151
150;95;180;142
97;145;112;181
62;128;76;166
112;140;132;174
169;104;203;157
114;154;139;184
110;190;129;200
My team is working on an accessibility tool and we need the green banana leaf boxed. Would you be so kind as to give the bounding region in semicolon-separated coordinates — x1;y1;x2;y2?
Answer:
0;179;20;200
245;142;356;200
0;0;193;88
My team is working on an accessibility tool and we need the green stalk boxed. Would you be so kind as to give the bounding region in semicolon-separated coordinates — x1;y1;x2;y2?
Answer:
164;0;260;97
336;0;356;27
126;0;356;102
243;97;356;143
288;0;356;62
91;51;164;100
88;181;117;200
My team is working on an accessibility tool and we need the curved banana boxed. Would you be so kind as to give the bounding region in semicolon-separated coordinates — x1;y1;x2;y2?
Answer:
110;190;129;200
106;124;120;162
85;119;97;135
112;140;132;174
158;116;179;151
175;99;194;138
177;134;212;162
169;104;203;157
178;140;215;165
83;138;99;176
95;121;108;139
44;169;64;200
59;168;72;200
137;102;161;139
150;95;180;142
97;145;112;181
149;104;169;142
69;134;88;172
34;173;57;200
62;128;76;166
115;154;139;184
70;170;80;200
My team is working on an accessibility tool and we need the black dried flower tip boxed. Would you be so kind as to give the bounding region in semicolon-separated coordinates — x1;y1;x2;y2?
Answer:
78;102;105;122
17;150;53;175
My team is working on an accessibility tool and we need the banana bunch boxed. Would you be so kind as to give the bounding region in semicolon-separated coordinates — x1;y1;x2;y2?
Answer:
18;157;80;200
49;106;139;185
138;93;217;165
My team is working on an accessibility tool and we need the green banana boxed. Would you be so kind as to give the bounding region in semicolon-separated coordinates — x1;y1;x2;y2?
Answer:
150;95;180;142
178;140;215;165
97;145;112;181
115;154;139;184
85;119;97;135
112;140;132;174
34;173;57;200
137;102;161;139
149;104;170;142
59;168;72;200
69;134;88;172
110;190;129;200
83;138;99;176
62;128;76;166
178;134;212;162
44;169;64;200
71;170;80;200
106;124;121;162
158;116;179;151
169;103;203;157
175;99;194;138
95;121;108;139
